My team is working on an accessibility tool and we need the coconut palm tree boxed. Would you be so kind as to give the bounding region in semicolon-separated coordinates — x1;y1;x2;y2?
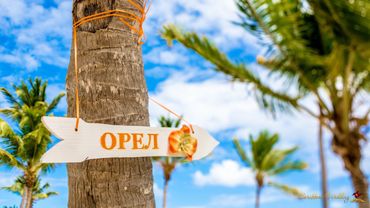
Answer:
153;116;183;208
233;131;307;208
161;1;370;207
2;176;58;207
0;78;64;208
66;0;155;207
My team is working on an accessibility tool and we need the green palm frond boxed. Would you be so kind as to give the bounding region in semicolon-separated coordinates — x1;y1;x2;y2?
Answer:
0;148;24;170
237;0;310;53
234;130;306;189
269;160;307;175
158;115;181;129
233;138;252;167
0;108;21;122
318;0;370;44
2;176;58;201
47;93;65;113
0;87;20;108
162;25;299;113
261;147;298;171
32;160;55;173
16;81;31;106
22;128;50;162
1;179;23;196
0;78;64;185
33;191;58;200
237;0;331;97
268;181;305;198
0;118;22;149
250;131;279;169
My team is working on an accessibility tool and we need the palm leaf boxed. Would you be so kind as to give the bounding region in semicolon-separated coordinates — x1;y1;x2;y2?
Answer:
261;147;298;171
0;118;23;153
47;92;65;113
233;138;252;167
3;175;58;201
0;148;24;170
269;160;307;175
251;131;279;169
268;181;305;198
0;87;20;108
162;25;299;113
33;191;58;200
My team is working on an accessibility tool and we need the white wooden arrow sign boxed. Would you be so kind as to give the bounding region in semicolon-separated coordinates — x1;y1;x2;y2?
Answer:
41;117;219;163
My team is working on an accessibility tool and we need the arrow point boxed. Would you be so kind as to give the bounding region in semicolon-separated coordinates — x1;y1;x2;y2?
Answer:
192;126;220;160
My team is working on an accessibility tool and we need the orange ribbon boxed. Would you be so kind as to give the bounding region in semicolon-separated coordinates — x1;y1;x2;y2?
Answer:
73;0;150;131
168;125;198;161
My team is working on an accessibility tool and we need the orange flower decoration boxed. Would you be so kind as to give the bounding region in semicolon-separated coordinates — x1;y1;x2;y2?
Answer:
168;125;198;160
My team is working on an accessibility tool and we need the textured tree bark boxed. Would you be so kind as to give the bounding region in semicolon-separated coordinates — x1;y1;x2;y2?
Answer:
66;0;155;207
332;121;369;208
341;147;369;208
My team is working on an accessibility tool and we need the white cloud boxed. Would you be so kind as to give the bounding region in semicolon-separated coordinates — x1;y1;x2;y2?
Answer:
149;68;317;149
0;0;28;24
146;0;259;51
145;47;189;66
0;0;71;70
193;159;254;187
0;170;21;187
149;69;258;132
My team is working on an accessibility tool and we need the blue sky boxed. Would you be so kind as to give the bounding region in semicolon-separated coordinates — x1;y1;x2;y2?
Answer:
0;0;369;208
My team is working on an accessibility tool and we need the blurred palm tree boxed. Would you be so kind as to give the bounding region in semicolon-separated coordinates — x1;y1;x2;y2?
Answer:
0;78;64;208
162;1;370;207
2;176;58;206
153;115;183;208
233;131;307;208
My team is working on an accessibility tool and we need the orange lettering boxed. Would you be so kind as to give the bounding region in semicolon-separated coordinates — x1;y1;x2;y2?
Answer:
100;132;117;150
132;133;144;150
146;133;159;150
118;133;131;149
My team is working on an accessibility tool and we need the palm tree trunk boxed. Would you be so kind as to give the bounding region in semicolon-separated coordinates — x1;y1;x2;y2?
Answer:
66;0;155;207
348;162;369;208
163;179;169;208
255;185;261;208
20;186;33;208
350;162;370;208
20;186;27;208
318;107;328;208
332;134;369;208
